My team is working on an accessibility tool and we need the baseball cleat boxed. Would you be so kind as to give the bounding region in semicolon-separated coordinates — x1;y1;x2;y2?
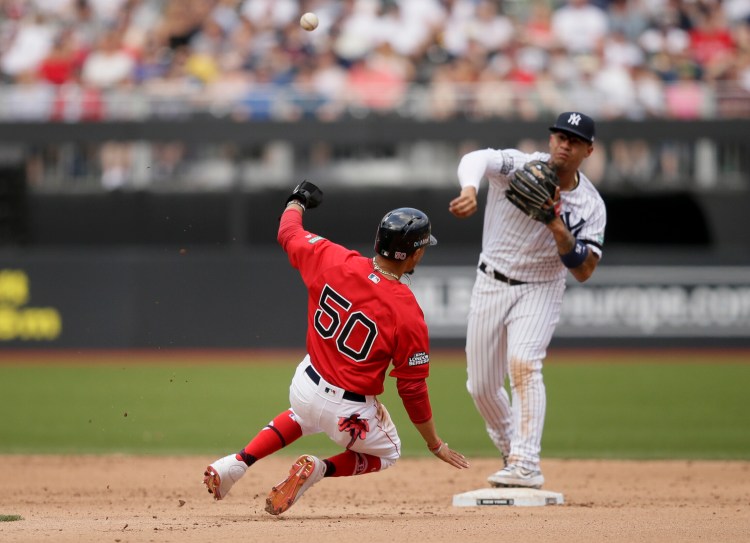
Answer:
203;454;247;500
265;454;326;515
487;464;544;489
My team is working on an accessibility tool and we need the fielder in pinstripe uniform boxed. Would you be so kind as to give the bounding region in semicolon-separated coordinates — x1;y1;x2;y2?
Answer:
448;112;606;489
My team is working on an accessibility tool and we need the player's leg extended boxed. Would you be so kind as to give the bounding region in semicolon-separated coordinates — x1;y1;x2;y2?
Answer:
504;280;565;472
465;271;513;458
239;410;303;465
203;409;303;501
243;357;321;460
204;360;314;501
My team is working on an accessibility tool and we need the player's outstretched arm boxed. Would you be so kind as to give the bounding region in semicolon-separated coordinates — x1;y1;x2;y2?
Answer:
413;419;470;469
278;180;323;245
449;186;478;218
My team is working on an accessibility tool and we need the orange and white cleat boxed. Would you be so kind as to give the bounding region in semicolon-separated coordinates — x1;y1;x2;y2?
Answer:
203;454;247;500
265;454;326;515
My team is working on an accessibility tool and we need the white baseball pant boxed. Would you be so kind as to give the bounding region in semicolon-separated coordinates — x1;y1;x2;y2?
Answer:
465;271;565;471
288;355;401;469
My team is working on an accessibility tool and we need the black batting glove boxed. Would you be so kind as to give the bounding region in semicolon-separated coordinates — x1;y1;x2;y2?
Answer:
285;180;323;210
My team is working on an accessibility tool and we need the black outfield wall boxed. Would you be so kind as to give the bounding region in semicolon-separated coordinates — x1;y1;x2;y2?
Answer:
2;248;749;350
16;188;745;251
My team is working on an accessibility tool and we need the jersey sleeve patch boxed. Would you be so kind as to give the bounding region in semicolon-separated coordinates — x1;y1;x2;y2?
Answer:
499;152;515;175
408;352;429;366
307;235;325;244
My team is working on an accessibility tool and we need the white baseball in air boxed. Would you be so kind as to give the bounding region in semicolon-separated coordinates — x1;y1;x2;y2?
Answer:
300;12;319;31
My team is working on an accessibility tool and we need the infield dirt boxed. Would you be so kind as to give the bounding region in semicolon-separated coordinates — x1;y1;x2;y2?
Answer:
1;455;748;543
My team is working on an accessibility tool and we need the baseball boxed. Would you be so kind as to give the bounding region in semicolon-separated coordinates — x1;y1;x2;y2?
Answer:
300;12;319;31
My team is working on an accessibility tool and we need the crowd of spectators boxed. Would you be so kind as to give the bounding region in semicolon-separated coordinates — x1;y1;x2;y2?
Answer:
1;0;750;122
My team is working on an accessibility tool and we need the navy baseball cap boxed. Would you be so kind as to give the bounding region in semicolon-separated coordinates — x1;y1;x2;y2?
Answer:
549;112;595;143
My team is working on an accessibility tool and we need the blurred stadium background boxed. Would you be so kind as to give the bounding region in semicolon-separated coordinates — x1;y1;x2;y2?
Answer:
0;0;749;351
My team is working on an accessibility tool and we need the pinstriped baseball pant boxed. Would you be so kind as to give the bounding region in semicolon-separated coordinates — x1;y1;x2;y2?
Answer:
465;270;565;471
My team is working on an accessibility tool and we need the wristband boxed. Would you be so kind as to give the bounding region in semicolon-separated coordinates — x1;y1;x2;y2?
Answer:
286;200;305;211
428;440;444;455
560;239;589;268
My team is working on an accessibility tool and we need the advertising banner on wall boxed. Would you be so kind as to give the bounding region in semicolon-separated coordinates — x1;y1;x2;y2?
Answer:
1;254;749;349
411;266;750;340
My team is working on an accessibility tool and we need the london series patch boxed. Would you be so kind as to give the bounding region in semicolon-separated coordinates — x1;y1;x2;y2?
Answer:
408;352;429;366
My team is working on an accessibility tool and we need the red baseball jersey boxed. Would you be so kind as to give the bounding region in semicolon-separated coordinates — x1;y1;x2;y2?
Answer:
278;210;432;402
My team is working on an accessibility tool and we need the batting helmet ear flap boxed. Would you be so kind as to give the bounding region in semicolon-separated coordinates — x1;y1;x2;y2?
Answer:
374;208;437;261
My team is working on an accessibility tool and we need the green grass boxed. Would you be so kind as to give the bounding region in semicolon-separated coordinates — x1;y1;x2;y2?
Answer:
0;351;748;459
543;360;750;459
0;515;23;522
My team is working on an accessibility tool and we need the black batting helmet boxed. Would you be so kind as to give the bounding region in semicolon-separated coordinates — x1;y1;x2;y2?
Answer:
374;207;437;261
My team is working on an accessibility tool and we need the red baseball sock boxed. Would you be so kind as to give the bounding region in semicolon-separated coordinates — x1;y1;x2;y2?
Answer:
240;409;302;464
323;450;382;477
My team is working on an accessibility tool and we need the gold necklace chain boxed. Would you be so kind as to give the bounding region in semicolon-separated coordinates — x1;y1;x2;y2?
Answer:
372;260;401;281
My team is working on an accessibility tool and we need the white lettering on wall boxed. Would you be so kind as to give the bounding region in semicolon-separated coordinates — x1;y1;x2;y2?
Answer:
412;266;750;338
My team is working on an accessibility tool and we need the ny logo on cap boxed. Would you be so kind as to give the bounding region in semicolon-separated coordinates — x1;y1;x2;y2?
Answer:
567;113;581;126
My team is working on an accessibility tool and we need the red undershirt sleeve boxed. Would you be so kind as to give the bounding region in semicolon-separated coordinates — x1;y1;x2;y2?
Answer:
277;207;303;248
396;378;433;424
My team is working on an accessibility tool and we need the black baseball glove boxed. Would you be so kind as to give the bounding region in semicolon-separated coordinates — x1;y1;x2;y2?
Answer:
505;160;560;224
285;180;323;210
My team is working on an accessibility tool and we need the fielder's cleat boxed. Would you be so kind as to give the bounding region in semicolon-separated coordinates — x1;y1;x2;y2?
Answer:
265;454;326;515
487;464;544;489
203;454;247;500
